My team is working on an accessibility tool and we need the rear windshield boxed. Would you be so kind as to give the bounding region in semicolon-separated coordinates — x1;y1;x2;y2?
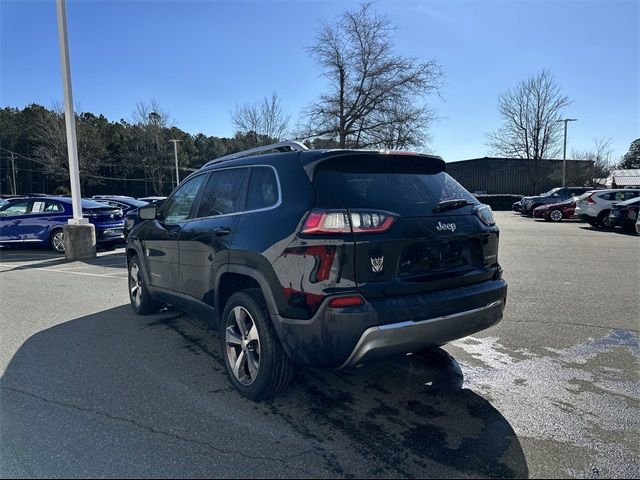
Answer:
82;199;117;209
124;199;148;208
313;168;478;216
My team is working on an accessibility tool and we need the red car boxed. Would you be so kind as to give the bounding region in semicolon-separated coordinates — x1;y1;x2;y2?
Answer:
533;197;577;222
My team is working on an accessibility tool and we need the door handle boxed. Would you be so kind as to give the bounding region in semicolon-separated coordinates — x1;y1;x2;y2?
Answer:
212;227;231;236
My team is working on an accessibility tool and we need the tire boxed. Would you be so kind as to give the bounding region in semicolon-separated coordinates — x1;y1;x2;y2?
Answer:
128;255;161;315
549;209;563;222
221;289;293;401
597;210;612;229
50;228;65;253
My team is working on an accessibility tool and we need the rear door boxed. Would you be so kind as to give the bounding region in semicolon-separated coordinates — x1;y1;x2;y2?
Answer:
312;157;499;299
22;200;67;240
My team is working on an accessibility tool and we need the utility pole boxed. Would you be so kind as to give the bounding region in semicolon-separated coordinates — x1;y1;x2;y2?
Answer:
56;0;95;259
556;118;577;187
10;151;17;195
169;139;181;187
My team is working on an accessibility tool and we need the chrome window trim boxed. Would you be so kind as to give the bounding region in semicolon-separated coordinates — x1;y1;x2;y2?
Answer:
188;164;282;222
158;170;211;224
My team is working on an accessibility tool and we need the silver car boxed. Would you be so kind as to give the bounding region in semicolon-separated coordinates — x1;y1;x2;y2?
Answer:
575;189;640;228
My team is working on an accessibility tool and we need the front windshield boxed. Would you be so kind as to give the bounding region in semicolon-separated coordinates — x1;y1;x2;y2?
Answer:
542;188;561;196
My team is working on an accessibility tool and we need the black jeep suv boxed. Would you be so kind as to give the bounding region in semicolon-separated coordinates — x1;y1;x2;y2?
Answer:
126;142;507;400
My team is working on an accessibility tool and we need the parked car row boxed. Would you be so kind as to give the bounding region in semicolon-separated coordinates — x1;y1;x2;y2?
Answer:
0;196;125;252
513;187;640;233
0;194;166;253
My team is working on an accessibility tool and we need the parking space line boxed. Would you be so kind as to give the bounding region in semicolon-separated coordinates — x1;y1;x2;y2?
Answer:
28;268;127;279
53;262;125;271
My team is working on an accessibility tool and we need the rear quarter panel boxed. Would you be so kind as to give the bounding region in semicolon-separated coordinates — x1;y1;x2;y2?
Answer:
229;160;359;320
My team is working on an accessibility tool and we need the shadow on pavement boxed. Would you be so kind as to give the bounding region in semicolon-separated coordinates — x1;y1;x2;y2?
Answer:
578;225;638;236
1;305;528;478
0;250;126;272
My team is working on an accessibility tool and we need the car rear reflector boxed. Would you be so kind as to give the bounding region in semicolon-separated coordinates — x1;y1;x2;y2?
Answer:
328;295;365;308
587;193;597;205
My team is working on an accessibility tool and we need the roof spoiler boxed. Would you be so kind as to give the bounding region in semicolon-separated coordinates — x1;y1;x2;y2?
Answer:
300;150;446;180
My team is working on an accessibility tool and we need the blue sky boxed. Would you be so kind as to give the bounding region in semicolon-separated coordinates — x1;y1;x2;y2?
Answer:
1;0;638;162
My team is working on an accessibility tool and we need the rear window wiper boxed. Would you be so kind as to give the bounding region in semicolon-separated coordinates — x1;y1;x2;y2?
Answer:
433;199;473;213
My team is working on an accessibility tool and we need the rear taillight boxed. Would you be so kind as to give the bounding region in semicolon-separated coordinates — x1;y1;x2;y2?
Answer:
302;209;396;234
587;193;597;205
475;205;495;226
328;295;365;308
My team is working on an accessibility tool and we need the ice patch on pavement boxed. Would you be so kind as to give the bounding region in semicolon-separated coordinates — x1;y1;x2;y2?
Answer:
451;330;640;478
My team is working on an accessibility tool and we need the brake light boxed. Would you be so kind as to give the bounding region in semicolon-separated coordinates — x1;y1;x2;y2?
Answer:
328;295;365;308
475;205;495;226
587;193;597;205
302;209;396;234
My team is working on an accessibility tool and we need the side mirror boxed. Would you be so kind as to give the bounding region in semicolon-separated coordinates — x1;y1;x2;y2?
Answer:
138;204;157;220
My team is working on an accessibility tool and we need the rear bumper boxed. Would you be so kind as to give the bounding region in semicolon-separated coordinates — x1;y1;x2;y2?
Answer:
609;215;636;227
576;213;597;223
340;299;504;368
95;226;125;243
273;278;507;368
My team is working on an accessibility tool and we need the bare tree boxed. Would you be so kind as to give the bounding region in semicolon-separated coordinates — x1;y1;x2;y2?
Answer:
487;70;572;160
487;70;572;192
300;2;442;150
571;137;614;182
358;99;437;150
127;100;174;195
32;103;108;188
231;94;290;147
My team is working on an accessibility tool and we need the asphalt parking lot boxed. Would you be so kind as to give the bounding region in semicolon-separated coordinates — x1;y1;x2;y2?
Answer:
1;212;638;479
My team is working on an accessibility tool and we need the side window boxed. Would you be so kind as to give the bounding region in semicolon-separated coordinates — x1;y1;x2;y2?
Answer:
31;201;47;213
598;192;613;201
0;201;31;216
44;201;64;213
196;168;248;218
247;167;279;211
614;192;625;202
161;174;208;223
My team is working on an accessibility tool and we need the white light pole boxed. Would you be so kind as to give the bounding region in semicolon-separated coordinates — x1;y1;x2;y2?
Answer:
56;0;85;224
556;118;577;187
169;139;181;187
56;0;95;258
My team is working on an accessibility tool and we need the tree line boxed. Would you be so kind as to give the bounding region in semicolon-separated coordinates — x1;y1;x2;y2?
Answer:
0;101;285;196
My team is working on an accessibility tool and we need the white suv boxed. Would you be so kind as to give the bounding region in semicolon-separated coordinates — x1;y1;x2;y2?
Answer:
575;189;640;227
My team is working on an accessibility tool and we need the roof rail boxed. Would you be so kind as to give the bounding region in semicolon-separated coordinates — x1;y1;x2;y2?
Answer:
203;141;308;168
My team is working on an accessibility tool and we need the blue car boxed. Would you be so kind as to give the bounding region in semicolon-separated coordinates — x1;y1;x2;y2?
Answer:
0;196;125;253
92;195;148;214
